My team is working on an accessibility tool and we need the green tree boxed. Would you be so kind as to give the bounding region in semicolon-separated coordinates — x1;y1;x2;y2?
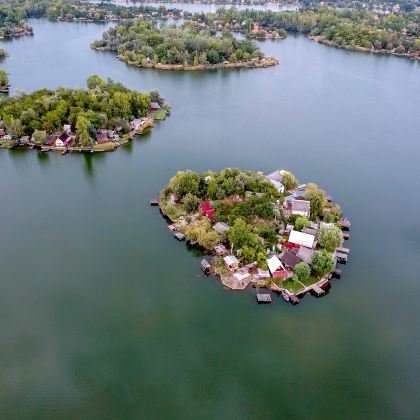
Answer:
281;171;298;190
169;170;201;198
312;250;335;277
318;226;343;252
294;216;310;231
76;115;91;147
87;75;105;90
182;193;200;212
32;130;46;144
305;183;326;219
294;262;310;283
3;115;22;139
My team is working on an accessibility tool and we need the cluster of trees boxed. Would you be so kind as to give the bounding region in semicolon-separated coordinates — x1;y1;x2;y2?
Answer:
0;75;155;146
194;7;420;55
0;68;8;88
93;20;265;66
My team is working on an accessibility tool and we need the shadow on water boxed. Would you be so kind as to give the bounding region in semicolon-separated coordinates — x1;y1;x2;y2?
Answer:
36;151;49;164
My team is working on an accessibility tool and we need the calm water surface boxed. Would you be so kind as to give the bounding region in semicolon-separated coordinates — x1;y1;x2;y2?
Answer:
1;19;420;419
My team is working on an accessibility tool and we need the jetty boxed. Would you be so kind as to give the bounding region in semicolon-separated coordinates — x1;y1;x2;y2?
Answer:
149;198;159;206
257;293;272;304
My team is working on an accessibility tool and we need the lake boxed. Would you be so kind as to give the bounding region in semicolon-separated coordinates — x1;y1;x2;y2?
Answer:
1;18;420;419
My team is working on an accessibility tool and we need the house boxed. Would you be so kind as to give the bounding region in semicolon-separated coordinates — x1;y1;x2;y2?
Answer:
129;119;144;132
57;132;73;147
151;102;160;112
233;268;251;282
19;136;30;145
96;133;109;144
224;255;239;269
291;199;310;217
296;247;314;264
280;251;301;269
63;124;72;135
266;170;284;183
200;200;215;220
212;222;230;234
266;255;287;278
0;128;5;138
302;227;318;237
44;134;58;146
288;230;316;249
270;179;285;194
257;268;270;278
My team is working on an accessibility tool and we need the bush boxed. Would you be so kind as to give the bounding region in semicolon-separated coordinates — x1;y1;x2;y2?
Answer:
182;193;200;212
318;226;343;252
312;250;335;276
294;216;310;231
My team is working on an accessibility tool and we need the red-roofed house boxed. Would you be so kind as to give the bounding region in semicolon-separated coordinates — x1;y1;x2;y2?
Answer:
200;200;215;220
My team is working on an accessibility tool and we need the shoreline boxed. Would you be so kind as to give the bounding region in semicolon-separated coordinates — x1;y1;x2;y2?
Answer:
91;47;279;70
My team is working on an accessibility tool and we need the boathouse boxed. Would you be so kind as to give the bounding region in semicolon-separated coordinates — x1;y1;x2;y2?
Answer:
224;255;239;269
212;222;230;234
291;199;310;217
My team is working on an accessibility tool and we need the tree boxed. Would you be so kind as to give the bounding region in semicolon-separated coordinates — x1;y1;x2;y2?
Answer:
182;193;200;212
0;69;8;87
87;75;105;90
281;171;298;190
32;130;46;144
3;115;22;139
294;216;310;231
76;115;91;147
305;183;326;219
318;226;343;252
149;90;164;106
294;262;310;283
169;170;201;198
228;218;260;253
312;250;335;277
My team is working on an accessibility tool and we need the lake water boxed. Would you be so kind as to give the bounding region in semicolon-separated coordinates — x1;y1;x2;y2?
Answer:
1;18;420;419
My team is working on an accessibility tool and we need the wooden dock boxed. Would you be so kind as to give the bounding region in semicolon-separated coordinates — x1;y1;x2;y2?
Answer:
174;232;185;241
149;198;159;206
257;293;272;304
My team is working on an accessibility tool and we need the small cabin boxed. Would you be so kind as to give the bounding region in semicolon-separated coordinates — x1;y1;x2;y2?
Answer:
223;255;239;269
151;102;160;112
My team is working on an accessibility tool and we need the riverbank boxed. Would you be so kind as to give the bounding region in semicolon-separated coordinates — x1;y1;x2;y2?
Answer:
309;35;420;60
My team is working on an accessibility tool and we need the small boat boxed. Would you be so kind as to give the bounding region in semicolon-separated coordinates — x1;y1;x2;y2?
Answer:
281;291;290;302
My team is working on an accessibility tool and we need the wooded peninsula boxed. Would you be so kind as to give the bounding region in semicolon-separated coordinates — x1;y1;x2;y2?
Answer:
0;75;169;153
91;20;278;70
157;168;351;304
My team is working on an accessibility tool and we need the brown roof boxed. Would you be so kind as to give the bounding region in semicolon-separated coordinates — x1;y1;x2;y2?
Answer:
280;251;301;268
292;199;310;213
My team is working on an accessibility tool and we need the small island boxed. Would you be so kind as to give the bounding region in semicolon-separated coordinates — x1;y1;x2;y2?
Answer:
91;20;278;70
0;75;169;153
157;168;351;304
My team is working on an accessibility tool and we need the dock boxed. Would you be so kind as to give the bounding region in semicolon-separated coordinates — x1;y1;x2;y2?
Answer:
201;259;211;274
256;293;272;304
289;295;299;304
310;284;326;296
149;198;159;206
174;232;185;241
339;218;351;230
333;268;342;278
342;232;350;240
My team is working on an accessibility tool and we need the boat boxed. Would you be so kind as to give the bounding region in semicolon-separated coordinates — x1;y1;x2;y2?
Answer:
281;291;290;302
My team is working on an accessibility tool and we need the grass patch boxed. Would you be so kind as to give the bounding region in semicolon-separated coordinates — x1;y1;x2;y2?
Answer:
152;109;167;120
93;142;116;152
282;278;304;293
300;275;320;287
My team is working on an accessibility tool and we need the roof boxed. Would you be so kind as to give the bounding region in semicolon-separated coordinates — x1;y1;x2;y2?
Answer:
266;255;285;274
302;227;318;236
266;170;283;182
280;251;301;268
257;268;270;278
151;102;160;108
296;246;314;264
288;230;316;248
0;128;5;136
270;179;284;192
213;222;230;234
224;255;239;266
291;199;310;213
96;133;109;144
45;134;57;145
59;132;70;141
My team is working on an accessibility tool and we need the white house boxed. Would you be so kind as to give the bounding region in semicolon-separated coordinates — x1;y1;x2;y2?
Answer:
224;255;239;269
291;199;310;217
270;179;285;194
266;255;285;276
288;230;316;249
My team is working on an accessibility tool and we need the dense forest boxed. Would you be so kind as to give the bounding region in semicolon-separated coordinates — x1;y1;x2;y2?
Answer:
193;7;420;56
92;20;272;67
0;75;154;146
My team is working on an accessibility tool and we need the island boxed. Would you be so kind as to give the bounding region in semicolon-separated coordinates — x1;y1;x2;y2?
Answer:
157;168;351;304
91;20;278;70
191;8;420;59
0;75;169;153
